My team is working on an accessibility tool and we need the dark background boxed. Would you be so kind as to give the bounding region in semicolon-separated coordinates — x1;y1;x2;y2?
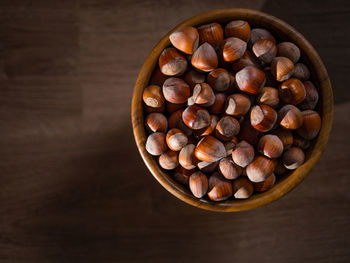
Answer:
0;0;349;262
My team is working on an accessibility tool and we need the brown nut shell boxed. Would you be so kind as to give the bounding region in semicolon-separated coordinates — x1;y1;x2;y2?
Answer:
166;128;188;151
257;134;284;159
299;81;319;110
232;140;255;168
221;37;247;62
209;93;227;114
169;26;199;55
163;77;191;104
188;83;215;107
208;173;233;201
182;105;211;130
252;39;277;64
198;22;224;47
279;78;306;105
253;173;276;192
191;43;218;72
219;157;242;180
207;68;230;92
145;132;168;156
225;20;251;42
256;87;279;108
179;144;198;170
277;42;300;63
236;66;266;95
215;116;240;141
142;85;165;109
233;176;254;199
271;57;294;82
158;150;179;170
225;93;251;117
189;171;208;198
278;104;303;130
246;156;276;183
250;104;277;132
145;113;168;133
195;135;226;163
296;110;321;140
159;47;187;76
282;147;305;170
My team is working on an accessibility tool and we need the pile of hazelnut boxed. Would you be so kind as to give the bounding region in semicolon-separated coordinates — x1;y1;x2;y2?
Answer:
142;20;321;201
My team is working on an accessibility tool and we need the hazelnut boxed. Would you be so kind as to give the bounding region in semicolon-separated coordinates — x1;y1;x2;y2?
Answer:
219;157;242;180
189;171;208;198
145;113;168;133
272;128;293;149
232;50;258;72
198;22;224;48
299;81;319;110
271;57;294;82
256;87;279;108
208;172;233;201
173;166;195;185
252;39;277;64
188;83;215;107
142;85;165;109
182;105;210;130
232;140;255;168
166;128;188;151
195;135;226;162
159;47;187;76
225;20;251;42
257;134;284;159
293;63;310;81
207;68;230;92
158;150;179;170
293;134;311;150
168;109;192;136
253;173;276;192
282;147;305;170
215;116;240;141
209;93;227;114
179;144;198;170
169;26;199;55
197;160;219;174
250;104;277;132
163;77;191;104
233;176;254;199
145;132;168;156
224;140;237;157
221;37;247;62
191;43;218;72
194;115;219;138
297;110;321;140
278;104;303;130
236;66;266;95
225;93;251;117
246;156;276;182
277;42;300;63
184;70;206;90
249;28;276;45
279;78;306;105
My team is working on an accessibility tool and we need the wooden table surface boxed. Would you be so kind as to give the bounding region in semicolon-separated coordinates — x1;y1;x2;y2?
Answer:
0;0;349;262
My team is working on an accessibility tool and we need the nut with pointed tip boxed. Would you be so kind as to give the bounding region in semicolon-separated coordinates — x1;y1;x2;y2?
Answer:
257;135;284;159
271;57;294;82
277;42;300;63
179;144;198;170
232;50;258;72
188;83;215;107
219;157;242;180
283;147;305;170
159;47;187;76
252;39;277;64
221;37;247;62
162;77;191;104
246;156;276;182
166;128;188;151
207;68;230;91
189;171;208;198
224;140;237;157
293;134;310;150
250;105;277;132
225;93;251;117
236;66;266;95
299;81;319;110
182;105;210;130
191;43;218;72
143;85;165;109
232;140;255;168
279;78;306;105
150;68;168;87
249;28;276;45
197;22;224;47
233;176;254;199
208;172;233;201
215;116;240;141
296;110;321;140
184;70;206;90
195;135;226;162
256;87;279;108
274;159;286;175
278;104;303;130
146;132;168;156
272;128;293;149
237;120;261;145
197;160;219;174
166;102;185;114
158;150;179;170
169;26;199;55
173;166;196;185
293;63;310;81
168;109;192;136
194;115;219;138
209;93;227;114
145;113;168;133
225;20;251;42
253;173;276;192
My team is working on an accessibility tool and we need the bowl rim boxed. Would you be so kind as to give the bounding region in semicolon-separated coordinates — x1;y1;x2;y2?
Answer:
131;8;333;212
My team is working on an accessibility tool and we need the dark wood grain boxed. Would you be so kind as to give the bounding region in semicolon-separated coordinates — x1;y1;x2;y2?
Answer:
0;0;349;262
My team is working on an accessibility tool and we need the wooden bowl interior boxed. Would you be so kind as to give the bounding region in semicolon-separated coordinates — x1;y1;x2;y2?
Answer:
131;8;333;212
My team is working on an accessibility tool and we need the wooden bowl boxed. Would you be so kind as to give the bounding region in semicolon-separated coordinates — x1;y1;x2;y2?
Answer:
131;8;333;212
